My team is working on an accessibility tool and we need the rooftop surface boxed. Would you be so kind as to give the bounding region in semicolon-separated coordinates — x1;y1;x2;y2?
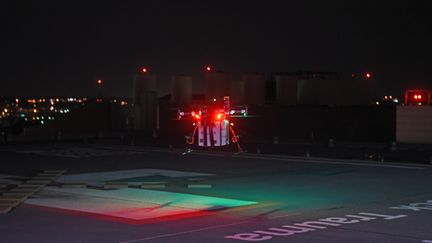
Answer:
1;144;432;243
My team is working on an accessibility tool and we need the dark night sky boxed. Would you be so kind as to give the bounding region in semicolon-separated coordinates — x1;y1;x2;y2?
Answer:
2;1;432;97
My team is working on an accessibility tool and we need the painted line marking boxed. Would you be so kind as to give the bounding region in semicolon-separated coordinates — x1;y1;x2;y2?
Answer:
43;170;67;174
0;200;21;207
187;184;212;189
9;188;37;193
232;154;425;170
268;212;301;219
140;184;166;189
61;183;87;188
0;206;12;214
119;220;251;243
26;180;51;184
119;210;299;243
192;152;425;170
103;183;129;189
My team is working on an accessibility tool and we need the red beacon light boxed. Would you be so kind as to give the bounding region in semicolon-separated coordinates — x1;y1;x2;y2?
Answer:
205;66;212;72
404;89;432;105
142;67;148;73
414;94;422;100
97;79;103;85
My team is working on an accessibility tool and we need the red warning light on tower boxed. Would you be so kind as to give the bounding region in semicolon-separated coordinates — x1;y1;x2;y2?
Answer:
404;90;431;105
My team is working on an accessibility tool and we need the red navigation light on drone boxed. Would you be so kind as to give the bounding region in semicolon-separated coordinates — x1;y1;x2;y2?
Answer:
175;96;247;153
97;79;103;85
142;67;148;73
214;112;225;121
365;72;372;79
191;111;201;121
206;66;212;72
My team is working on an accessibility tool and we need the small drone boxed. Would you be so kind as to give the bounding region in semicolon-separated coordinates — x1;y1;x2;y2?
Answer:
177;96;249;153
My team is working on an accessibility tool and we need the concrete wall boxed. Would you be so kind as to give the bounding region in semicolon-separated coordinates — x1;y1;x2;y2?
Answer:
397;106;432;144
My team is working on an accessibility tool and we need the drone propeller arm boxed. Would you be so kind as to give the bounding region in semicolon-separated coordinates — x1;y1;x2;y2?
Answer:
227;106;248;117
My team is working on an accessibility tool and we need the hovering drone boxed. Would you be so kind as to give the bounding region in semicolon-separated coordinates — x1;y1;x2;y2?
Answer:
177;96;249;153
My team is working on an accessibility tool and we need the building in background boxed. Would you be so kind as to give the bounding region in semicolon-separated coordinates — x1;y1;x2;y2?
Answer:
205;71;229;102
243;74;267;106
171;75;192;105
274;74;297;105
133;72;158;132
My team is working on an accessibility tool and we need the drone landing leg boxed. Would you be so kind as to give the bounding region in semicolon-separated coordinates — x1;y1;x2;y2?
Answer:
234;142;243;154
229;126;243;154
182;147;193;155
183;126;197;155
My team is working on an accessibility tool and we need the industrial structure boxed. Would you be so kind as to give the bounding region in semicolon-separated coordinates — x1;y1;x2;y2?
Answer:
4;67;432;145
167;69;371;107
132;69;158;132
